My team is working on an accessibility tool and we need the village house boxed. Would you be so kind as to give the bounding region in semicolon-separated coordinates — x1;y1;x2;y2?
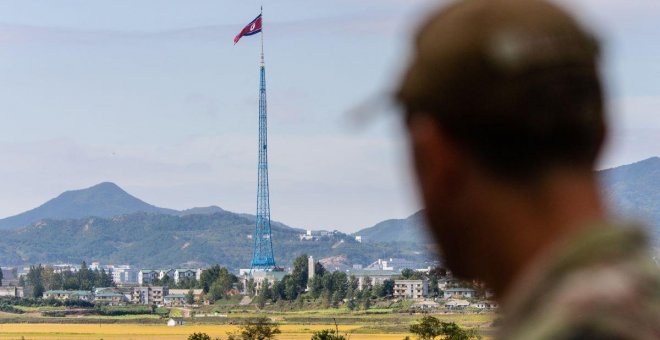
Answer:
346;269;400;290
43;290;93;301
167;318;184;326
94;291;127;305
163;294;186;306
445;299;471;309
169;289;203;302
411;300;440;310
443;287;476;299
173;269;201;284
472;300;499;310
0;286;26;298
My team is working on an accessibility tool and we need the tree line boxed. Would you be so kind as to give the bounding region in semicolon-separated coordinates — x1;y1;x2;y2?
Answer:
20;262;114;298
249;254;454;310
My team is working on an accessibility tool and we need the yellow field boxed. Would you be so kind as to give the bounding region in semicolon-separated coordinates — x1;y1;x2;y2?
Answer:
0;323;411;340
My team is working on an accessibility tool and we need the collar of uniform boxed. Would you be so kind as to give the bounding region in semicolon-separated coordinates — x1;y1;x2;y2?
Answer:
498;220;647;333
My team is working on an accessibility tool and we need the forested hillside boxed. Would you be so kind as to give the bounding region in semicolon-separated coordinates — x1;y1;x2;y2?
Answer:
0;211;436;270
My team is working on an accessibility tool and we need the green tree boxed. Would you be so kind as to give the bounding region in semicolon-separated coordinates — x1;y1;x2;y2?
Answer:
26;264;45;298
177;277;199;289
0;267;3;286
199;265;222;293
382;279;395;297
246;278;256;296
238;316;281;340
410;316;443;340
187;332;211;340
160;274;175;287
256;279;271;308
215;268;238;295
331;291;342;308
77;261;93;290
291;254;309;294
429;276;439;297
361;291;371;311
346;298;357;311
314;262;326;277
186;289;195;305
270;279;285;303
284;275;297;301
410;316;481;340
209;281;225;302
309;276;324;299
401;268;424;280
439;322;481;340
310;329;347;340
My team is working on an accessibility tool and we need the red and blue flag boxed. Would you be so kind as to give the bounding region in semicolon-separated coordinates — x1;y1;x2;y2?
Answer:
234;14;262;44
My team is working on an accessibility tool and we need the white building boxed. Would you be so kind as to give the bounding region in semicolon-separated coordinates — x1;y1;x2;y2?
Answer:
112;265;138;284
445;299;471;309
472;300;499;309
443;288;476;299
138;270;159;285
167;318;184;326
43;290;93;301
173;268;202;284
393;279;429;299
365;258;420;271
0;286;26;298
242;270;287;295
346;269;400;290
299;230;316;241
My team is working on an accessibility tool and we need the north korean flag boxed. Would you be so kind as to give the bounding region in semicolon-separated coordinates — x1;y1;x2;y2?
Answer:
234;14;262;44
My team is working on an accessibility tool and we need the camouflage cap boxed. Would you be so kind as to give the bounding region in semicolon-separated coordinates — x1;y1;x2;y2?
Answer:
397;0;600;114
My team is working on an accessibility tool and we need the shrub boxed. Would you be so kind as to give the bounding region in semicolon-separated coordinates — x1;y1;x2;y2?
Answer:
228;316;281;340
310;329;347;340
409;316;481;340
188;333;211;340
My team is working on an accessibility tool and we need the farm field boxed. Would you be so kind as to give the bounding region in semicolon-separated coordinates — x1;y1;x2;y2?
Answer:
0;323;410;340
0;306;496;339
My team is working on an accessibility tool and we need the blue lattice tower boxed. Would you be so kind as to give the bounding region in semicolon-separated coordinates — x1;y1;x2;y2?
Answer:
250;11;276;270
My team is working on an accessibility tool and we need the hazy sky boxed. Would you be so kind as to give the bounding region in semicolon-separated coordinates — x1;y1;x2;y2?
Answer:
0;0;658;232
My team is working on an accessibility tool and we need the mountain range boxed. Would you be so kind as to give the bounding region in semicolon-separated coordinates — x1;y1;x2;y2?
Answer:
0;182;222;230
0;183;434;269
0;156;657;269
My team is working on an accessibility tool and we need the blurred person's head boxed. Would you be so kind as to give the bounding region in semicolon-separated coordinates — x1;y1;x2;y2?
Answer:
397;0;606;295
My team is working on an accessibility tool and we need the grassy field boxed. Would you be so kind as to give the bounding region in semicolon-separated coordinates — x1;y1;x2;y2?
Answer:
0;304;497;339
0;323;411;339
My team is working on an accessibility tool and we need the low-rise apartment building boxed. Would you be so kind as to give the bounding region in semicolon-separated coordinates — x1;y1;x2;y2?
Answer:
131;286;168;305
43;290;93;301
393;279;429;299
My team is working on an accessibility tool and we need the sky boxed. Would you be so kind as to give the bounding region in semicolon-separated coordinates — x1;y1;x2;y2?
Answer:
0;0;658;232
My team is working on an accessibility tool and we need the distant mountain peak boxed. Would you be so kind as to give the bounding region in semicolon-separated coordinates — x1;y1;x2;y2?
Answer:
0;182;177;230
89;181;123;190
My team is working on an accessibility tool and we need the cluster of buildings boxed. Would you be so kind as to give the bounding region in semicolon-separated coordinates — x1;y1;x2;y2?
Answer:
0;264;202;286
137;268;202;285
2;256;498;311
42;287;204;306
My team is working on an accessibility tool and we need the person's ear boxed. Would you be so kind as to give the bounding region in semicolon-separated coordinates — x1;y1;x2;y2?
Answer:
407;114;464;206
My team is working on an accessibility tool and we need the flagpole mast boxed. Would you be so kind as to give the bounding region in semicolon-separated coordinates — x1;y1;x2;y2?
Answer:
260;6;264;66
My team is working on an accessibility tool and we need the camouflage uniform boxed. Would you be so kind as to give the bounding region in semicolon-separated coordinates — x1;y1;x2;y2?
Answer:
499;223;660;339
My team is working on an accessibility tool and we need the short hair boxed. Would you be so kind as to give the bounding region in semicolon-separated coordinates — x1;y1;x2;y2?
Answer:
397;0;606;179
